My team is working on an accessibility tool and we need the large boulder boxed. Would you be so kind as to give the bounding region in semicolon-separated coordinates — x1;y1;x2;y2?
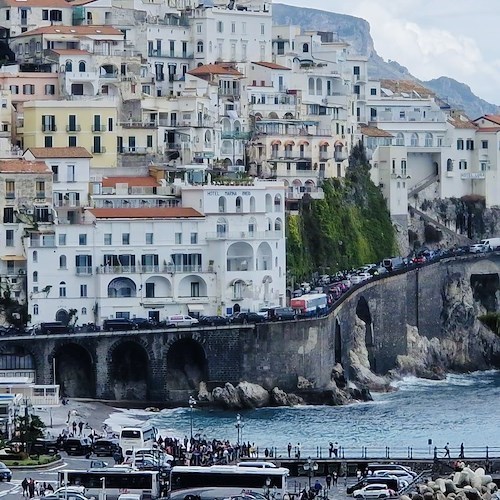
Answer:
212;383;241;409
287;393;305;405
237;381;270;408
198;381;212;402
331;363;347;388
271;387;289;406
297;376;314;389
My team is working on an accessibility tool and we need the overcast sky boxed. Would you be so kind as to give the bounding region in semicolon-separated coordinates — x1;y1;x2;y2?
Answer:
278;0;500;105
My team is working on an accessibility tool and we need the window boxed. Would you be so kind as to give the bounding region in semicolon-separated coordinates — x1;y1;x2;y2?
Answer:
218;196;226;213
59;281;66;298
82;307;87;315
33;304;38;315
466;139;474;150
58;233;66;246
122;233;130;245
44;136;52;148
23;84;35;95
145;282;155;298
217;21;223;33
5;229;14;247
175;232;182;244
482;140;489;149
370;88;377;96
457;139;464;150
197;40;203;53
68;136;77;147
235;196;243;213
147;135;153;148
36;180;45;198
302;43;309;53
33;251;38;263
410;133;418;147
80;284;87;298
260;23;265;35
190;232;198;244
44;84;55;95
10;85;18;95
59;255;67;269
79;234;87;246
42;115;56;132
459;160;468;170
231;21;236;33
401;160;407;177
190;282;200;297
3;207;14;223
104;233;112;245
145;233;153;245
108;117;113;132
67;165;75;182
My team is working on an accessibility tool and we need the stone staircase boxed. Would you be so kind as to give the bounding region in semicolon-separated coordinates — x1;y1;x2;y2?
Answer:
408;173;439;198
411;207;473;244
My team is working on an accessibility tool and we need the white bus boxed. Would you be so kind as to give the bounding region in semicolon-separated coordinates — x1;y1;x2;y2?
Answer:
169;465;289;500
119;425;157;456
290;293;328;317
59;468;161;499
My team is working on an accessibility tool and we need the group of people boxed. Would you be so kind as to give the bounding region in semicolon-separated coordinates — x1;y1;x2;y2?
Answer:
21;479;54;498
298;474;340;500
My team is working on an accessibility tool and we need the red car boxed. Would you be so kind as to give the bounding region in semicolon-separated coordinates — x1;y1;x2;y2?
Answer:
412;256;426;264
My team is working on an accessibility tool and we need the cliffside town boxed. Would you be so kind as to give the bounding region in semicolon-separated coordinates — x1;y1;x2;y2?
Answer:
0;0;498;327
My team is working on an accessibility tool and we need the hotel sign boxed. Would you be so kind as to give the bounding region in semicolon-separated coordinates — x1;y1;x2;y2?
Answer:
461;173;485;180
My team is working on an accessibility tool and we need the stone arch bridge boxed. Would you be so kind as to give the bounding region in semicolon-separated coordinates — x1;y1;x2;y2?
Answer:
2;253;500;403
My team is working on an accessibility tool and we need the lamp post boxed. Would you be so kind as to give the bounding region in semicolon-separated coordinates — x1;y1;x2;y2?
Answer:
303;457;318;489
235;413;244;457
188;396;196;440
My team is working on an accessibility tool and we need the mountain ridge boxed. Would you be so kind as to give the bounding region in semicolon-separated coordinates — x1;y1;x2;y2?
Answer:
272;3;500;118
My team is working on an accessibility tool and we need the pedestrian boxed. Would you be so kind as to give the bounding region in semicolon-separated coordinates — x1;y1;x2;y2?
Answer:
28;478;35;499
356;469;362;481
326;474;332;489
344;472;348;487
333;471;338;486
444;442;450;458
314;480;322;495
300;489;308;500
329;442;333;458
287;442;292;458
333;442;339;457
264;447;269;458
21;477;28;497
296;442;301;459
78;421;84;436
72;421;77;434
459;442;464;459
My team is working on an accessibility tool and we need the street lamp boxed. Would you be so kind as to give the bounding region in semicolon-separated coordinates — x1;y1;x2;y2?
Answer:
235;413;244;450
188;396;196;440
303;457;319;488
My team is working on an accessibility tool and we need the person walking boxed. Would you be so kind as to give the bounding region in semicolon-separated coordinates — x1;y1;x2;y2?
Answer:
287;442;292;458
296;442;301;459
459;442;464;459
333;442;339;458
325;474;332;490
21;478;28;497
333;471;338;486
444;442;450;458
329;442;334;458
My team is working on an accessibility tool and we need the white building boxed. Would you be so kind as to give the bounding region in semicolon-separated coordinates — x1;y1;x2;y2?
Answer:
27;175;286;324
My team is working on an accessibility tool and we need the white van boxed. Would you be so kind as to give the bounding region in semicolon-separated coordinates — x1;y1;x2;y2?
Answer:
166;315;199;327
480;238;500;251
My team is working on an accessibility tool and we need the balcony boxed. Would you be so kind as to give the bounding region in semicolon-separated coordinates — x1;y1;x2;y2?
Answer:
42;124;56;132
5;192;15;200
205;230;282;240
118;147;149;155
221;131;252;140
91;146;107;154
148;50;193;59
334;151;348;162
218;88;240;98
66;125;81;132
76;266;93;276
54;199;81;208
35;191;46;200
96;264;213;274
92;124;106;132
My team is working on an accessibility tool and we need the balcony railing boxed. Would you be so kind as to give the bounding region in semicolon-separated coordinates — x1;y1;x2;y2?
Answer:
92;124;106;132
118;147;149;154
42;124;56;132
205;230;282;240
91;146;106;154
66;125;81;132
96;264;212;274
76;266;93;276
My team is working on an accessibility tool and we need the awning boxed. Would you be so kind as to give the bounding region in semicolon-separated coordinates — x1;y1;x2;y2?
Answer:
0;255;26;261
334;140;344;147
298;140;310;146
319;140;330;147
284;140;295;146
188;304;205;312
271;139;281;146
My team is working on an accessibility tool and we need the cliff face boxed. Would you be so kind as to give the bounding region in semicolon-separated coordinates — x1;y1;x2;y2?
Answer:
272;3;499;117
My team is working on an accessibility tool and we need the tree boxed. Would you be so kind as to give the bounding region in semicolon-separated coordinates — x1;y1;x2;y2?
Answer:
15;413;45;454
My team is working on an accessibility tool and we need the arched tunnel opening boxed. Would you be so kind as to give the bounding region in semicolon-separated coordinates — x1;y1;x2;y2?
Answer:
55;344;95;398
166;339;208;391
356;296;376;372
334;319;342;364
110;342;149;400
470;274;500;312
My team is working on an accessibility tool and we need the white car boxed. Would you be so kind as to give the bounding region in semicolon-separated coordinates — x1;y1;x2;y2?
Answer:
469;243;487;254
372;470;414;486
353;484;393;499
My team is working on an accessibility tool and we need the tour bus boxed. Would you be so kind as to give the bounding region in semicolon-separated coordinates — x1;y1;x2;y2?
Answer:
58;468;161;499
290;293;328;317
119;425;157;456
169;465;289;500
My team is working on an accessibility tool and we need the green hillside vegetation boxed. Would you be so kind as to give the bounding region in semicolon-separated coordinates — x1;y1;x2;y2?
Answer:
286;143;397;281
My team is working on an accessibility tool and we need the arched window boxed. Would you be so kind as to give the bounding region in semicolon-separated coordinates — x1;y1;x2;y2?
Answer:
266;217;272;231
78;61;86;72
197;40;204;53
303;43;309;53
308;77;315;95
218;196;226;213
316;78;322;95
33;304;39;315
81;307;87;315
396;132;404;146
33;251;38;263
249;196;256;212
32;271;38;283
204;130;212;146
65;60;72;72
59;281;66;297
275;218;282;232
265;194;273;212
447;158;453;172
425;133;433;147
235;196;243;213
274;194;282;212
410;133;419;147
59;255;67;269
216;217;228;236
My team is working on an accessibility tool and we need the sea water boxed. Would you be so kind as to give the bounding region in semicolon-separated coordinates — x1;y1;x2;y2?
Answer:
105;370;500;457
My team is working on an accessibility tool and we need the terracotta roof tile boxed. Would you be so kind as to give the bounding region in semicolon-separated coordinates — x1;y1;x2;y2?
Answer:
14;25;123;37
88;207;203;219
252;61;290;71
102;176;159;188
447;117;477;130
0;159;51;173
0;0;75;7
475;127;500;133
26;147;92;159
480;115;500;126
360;125;394;138
380;79;435;98
188;63;242;77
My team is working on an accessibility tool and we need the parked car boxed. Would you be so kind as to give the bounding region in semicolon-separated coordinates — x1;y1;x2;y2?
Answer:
130;318;155;330
0;462;11;482
229;312;266;324
411;255;426;264
166;315;199;327
267;307;297;321
32;438;59;455
470;243;487;254
63;437;93;456
372;470;415;485
198;315;229;326
102;319;138;332
92;438;121;456
37;322;69;334
352;483;393;499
